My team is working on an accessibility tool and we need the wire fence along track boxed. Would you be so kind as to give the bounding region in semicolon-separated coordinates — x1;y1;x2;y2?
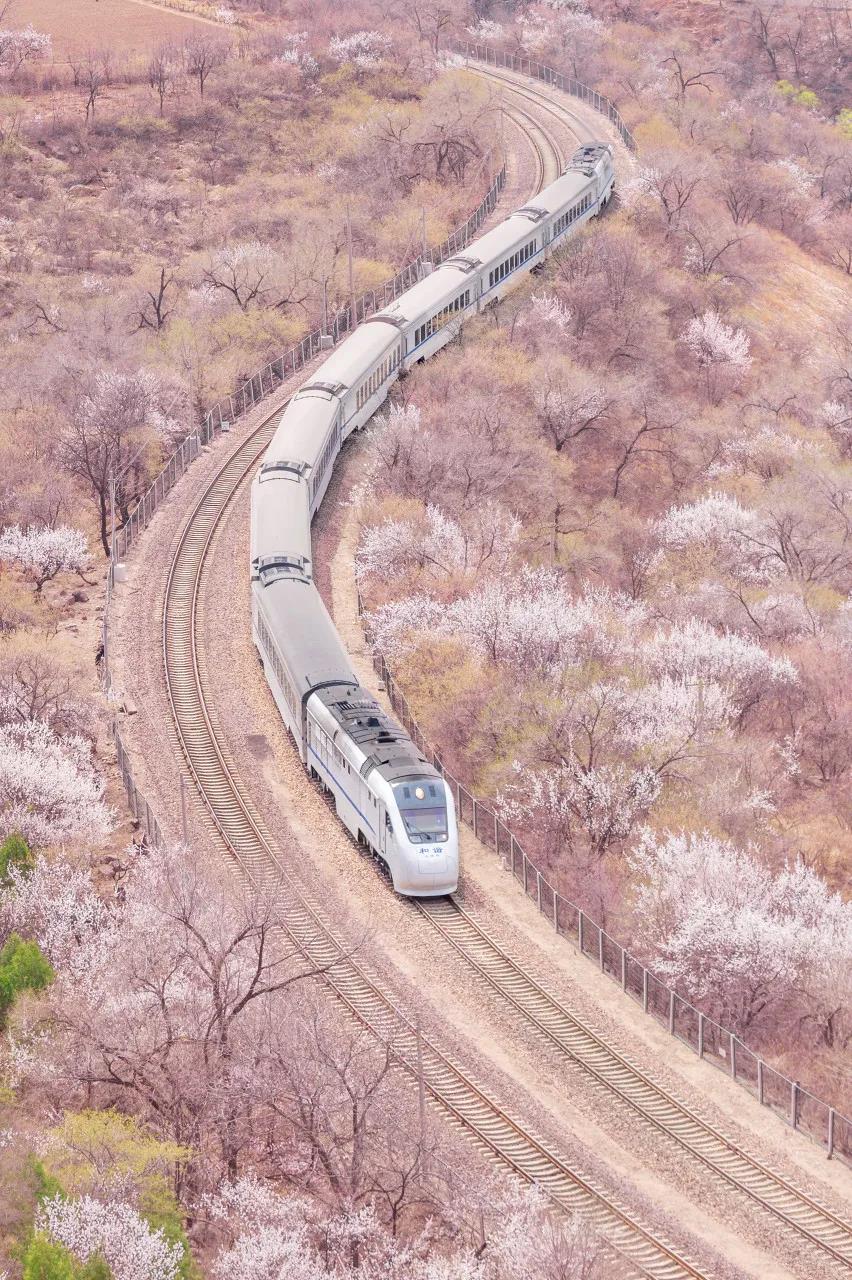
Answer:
108;163;506;566
160;415;715;1280
454;39;637;153
367;645;852;1169
417;898;852;1268
101;69;850;1199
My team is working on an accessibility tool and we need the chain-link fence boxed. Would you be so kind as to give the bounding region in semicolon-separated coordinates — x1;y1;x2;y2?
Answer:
102;158;510;837
363;640;850;1166
454;39;636;153
100;56;848;1170
110;162;505;565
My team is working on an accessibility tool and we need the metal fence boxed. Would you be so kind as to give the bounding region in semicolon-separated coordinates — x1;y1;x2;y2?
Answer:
454;39;637;153
112;161;506;563
364;643;851;1166
100;58;848;1169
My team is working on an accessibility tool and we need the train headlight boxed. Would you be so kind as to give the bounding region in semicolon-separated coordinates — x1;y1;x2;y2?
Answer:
414;785;425;800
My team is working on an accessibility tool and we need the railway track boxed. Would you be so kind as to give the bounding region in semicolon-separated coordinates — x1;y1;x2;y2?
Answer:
503;102;564;191
162;409;711;1280
470;60;608;152
153;93;852;1280
417;896;852;1270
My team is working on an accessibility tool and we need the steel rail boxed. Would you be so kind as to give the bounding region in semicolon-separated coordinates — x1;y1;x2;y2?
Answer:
502;102;564;192
471;61;609;150
416;896;852;1270
152;98;849;1280
159;406;711;1280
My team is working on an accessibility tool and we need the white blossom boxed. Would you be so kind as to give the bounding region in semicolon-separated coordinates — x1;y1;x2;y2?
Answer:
5;854;109;971
0;719;112;848
821;399;852;442
328;31;391;70
366;569;643;673
708;424;806;478
653;491;778;583
628;830;852;1027
0;524;90;593
204;1175;313;1231
681;310;751;372
500;758;661;846
356;504;519;585
466;20;505;39
0;24;51;70
615;676;734;748
37;1194;183;1280
643;617;798;693
518;292;573;338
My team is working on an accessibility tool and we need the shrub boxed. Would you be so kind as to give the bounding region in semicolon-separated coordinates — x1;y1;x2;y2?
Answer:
0;932;54;1026
0;831;34;884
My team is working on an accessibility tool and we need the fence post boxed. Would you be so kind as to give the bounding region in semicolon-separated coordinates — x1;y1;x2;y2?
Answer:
698;1012;705;1059
790;1081;799;1129
578;910;584;953
621;948;627;990
536;869;542;911
552;888;558;929
730;1036;737;1080
642;968;649;1014
522;855;528;894
668;991;676;1035
472;798;478;839
757;1059;764;1105
828;1108;835;1159
598;928;604;971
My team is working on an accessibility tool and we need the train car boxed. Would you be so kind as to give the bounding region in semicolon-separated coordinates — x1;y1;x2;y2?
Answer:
251;137;616;897
251;570;459;894
370;265;477;368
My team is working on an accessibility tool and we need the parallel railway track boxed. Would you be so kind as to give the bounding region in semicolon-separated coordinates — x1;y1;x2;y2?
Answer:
162;410;710;1280
503;102;564;190
156;89;852;1280
417;897;852;1270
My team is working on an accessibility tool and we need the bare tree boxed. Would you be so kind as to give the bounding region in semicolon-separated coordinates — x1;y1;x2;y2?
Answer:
58;369;162;556
534;367;614;454
134;266;177;332
69;50;110;122
147;43;177;116
662;53;722;105
183;34;227;97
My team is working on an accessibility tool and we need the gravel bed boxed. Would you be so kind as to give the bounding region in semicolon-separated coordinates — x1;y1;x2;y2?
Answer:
107;114;851;1280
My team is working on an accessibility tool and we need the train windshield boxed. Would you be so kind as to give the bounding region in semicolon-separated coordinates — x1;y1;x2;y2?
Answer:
393;779;448;842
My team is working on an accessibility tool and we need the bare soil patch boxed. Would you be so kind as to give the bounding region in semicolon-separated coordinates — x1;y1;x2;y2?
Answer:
15;0;214;56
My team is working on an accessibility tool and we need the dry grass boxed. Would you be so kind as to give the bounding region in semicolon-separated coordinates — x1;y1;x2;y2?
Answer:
13;0;215;56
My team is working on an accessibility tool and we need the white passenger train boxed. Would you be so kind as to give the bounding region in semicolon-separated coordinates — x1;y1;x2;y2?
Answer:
251;142;614;896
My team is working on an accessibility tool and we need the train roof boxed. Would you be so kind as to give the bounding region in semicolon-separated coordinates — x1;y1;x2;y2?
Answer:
257;579;355;694
512;167;595;219
251;470;312;557
264;395;338;471
372;264;474;329
301;321;399;391
316;684;439;782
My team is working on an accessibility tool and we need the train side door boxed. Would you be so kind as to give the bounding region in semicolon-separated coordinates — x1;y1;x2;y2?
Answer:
378;802;394;859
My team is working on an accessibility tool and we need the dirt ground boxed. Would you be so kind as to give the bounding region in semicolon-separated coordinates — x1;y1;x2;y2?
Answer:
13;0;220;56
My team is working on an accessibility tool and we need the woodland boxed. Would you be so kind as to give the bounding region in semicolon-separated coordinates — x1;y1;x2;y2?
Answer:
0;0;850;1275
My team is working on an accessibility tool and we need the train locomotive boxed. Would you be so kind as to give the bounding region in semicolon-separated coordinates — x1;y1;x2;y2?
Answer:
250;141;614;896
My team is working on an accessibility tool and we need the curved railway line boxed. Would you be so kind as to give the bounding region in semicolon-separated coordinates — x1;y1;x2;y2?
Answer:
416;897;852;1269
151;76;852;1280
162;410;709;1280
502;102;564;190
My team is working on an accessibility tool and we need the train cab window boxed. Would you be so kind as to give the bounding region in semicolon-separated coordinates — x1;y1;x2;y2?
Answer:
392;779;448;843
